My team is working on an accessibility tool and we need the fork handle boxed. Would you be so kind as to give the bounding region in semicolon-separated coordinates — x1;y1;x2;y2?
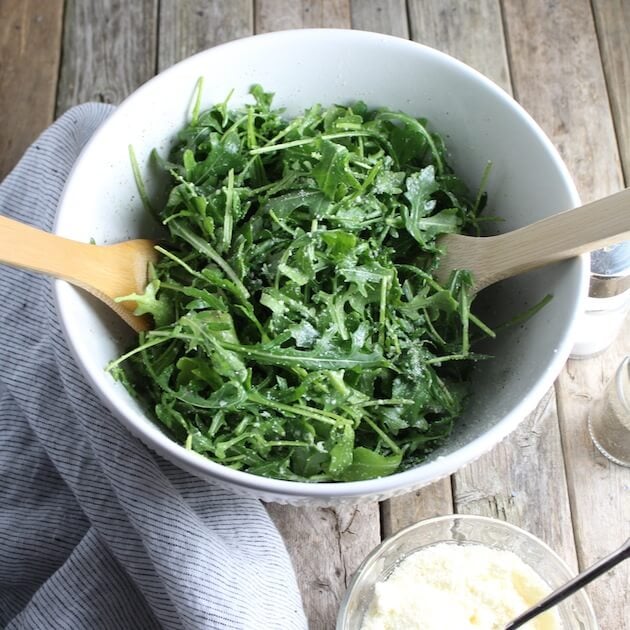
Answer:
475;187;630;291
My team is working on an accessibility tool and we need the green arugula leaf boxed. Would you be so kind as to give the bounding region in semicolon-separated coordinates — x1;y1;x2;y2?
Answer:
115;277;174;328
339;448;402;481
312;139;360;200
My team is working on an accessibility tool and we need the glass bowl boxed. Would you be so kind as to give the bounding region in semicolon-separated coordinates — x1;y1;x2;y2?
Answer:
337;514;598;629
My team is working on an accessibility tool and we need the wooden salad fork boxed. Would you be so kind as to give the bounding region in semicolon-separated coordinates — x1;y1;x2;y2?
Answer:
436;187;630;292
0;216;157;332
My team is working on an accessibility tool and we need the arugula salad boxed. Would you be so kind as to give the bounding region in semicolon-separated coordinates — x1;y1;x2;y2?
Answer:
108;84;497;482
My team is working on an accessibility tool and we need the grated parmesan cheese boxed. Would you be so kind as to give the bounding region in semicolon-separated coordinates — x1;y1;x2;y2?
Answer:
361;542;562;630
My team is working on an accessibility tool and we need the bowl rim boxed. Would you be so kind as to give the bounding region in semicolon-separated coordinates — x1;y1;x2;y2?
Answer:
336;513;598;628
53;28;589;500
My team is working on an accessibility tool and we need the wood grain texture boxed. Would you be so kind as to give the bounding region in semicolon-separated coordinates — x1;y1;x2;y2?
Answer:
266;503;380;630
0;0;63;179
454;390;578;569
404;0;580;579
407;0;510;91
255;0;351;32
501;0;623;202
380;478;452;537
350;0;409;38
556;324;630;630
158;0;253;71
592;0;630;182
56;0;158;115
503;2;629;626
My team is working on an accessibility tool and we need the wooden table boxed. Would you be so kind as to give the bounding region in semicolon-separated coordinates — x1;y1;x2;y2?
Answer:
2;1;628;628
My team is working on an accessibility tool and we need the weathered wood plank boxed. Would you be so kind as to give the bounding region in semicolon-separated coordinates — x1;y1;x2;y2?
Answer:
407;0;510;91
502;0;623;202
556;325;630;630
453;390;578;568
592;0;630;182
56;0;159;115
503;1;628;626
401;0;579;573
158;0;254;71
380;479;452;537
0;0;64;179
350;0;409;38
255;0;351;32
266;503;380;630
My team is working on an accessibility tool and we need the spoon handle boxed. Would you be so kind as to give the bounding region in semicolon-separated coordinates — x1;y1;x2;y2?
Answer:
495;187;630;258
0;215;156;332
470;187;630;291
0;215;98;285
505;537;630;629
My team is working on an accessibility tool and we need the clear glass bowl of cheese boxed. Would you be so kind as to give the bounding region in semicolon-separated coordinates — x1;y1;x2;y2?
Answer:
337;514;598;630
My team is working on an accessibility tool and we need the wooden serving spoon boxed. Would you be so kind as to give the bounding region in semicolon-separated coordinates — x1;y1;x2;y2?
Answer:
0;216;157;332
436;187;630;292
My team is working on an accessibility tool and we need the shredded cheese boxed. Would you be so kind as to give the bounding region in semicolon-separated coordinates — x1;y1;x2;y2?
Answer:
361;542;562;630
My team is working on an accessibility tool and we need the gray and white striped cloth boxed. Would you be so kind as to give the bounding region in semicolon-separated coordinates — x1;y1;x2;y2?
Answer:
0;104;307;630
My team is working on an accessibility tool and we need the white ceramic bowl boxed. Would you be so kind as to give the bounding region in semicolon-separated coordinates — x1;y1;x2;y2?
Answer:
54;29;588;504
337;515;598;629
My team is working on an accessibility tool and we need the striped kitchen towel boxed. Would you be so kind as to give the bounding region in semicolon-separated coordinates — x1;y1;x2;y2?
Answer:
0;104;307;630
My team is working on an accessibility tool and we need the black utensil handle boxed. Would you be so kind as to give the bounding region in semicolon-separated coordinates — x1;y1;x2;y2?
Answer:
505;537;630;630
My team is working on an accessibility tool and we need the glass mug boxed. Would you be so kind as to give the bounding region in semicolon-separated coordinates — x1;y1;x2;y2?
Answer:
588;356;630;467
